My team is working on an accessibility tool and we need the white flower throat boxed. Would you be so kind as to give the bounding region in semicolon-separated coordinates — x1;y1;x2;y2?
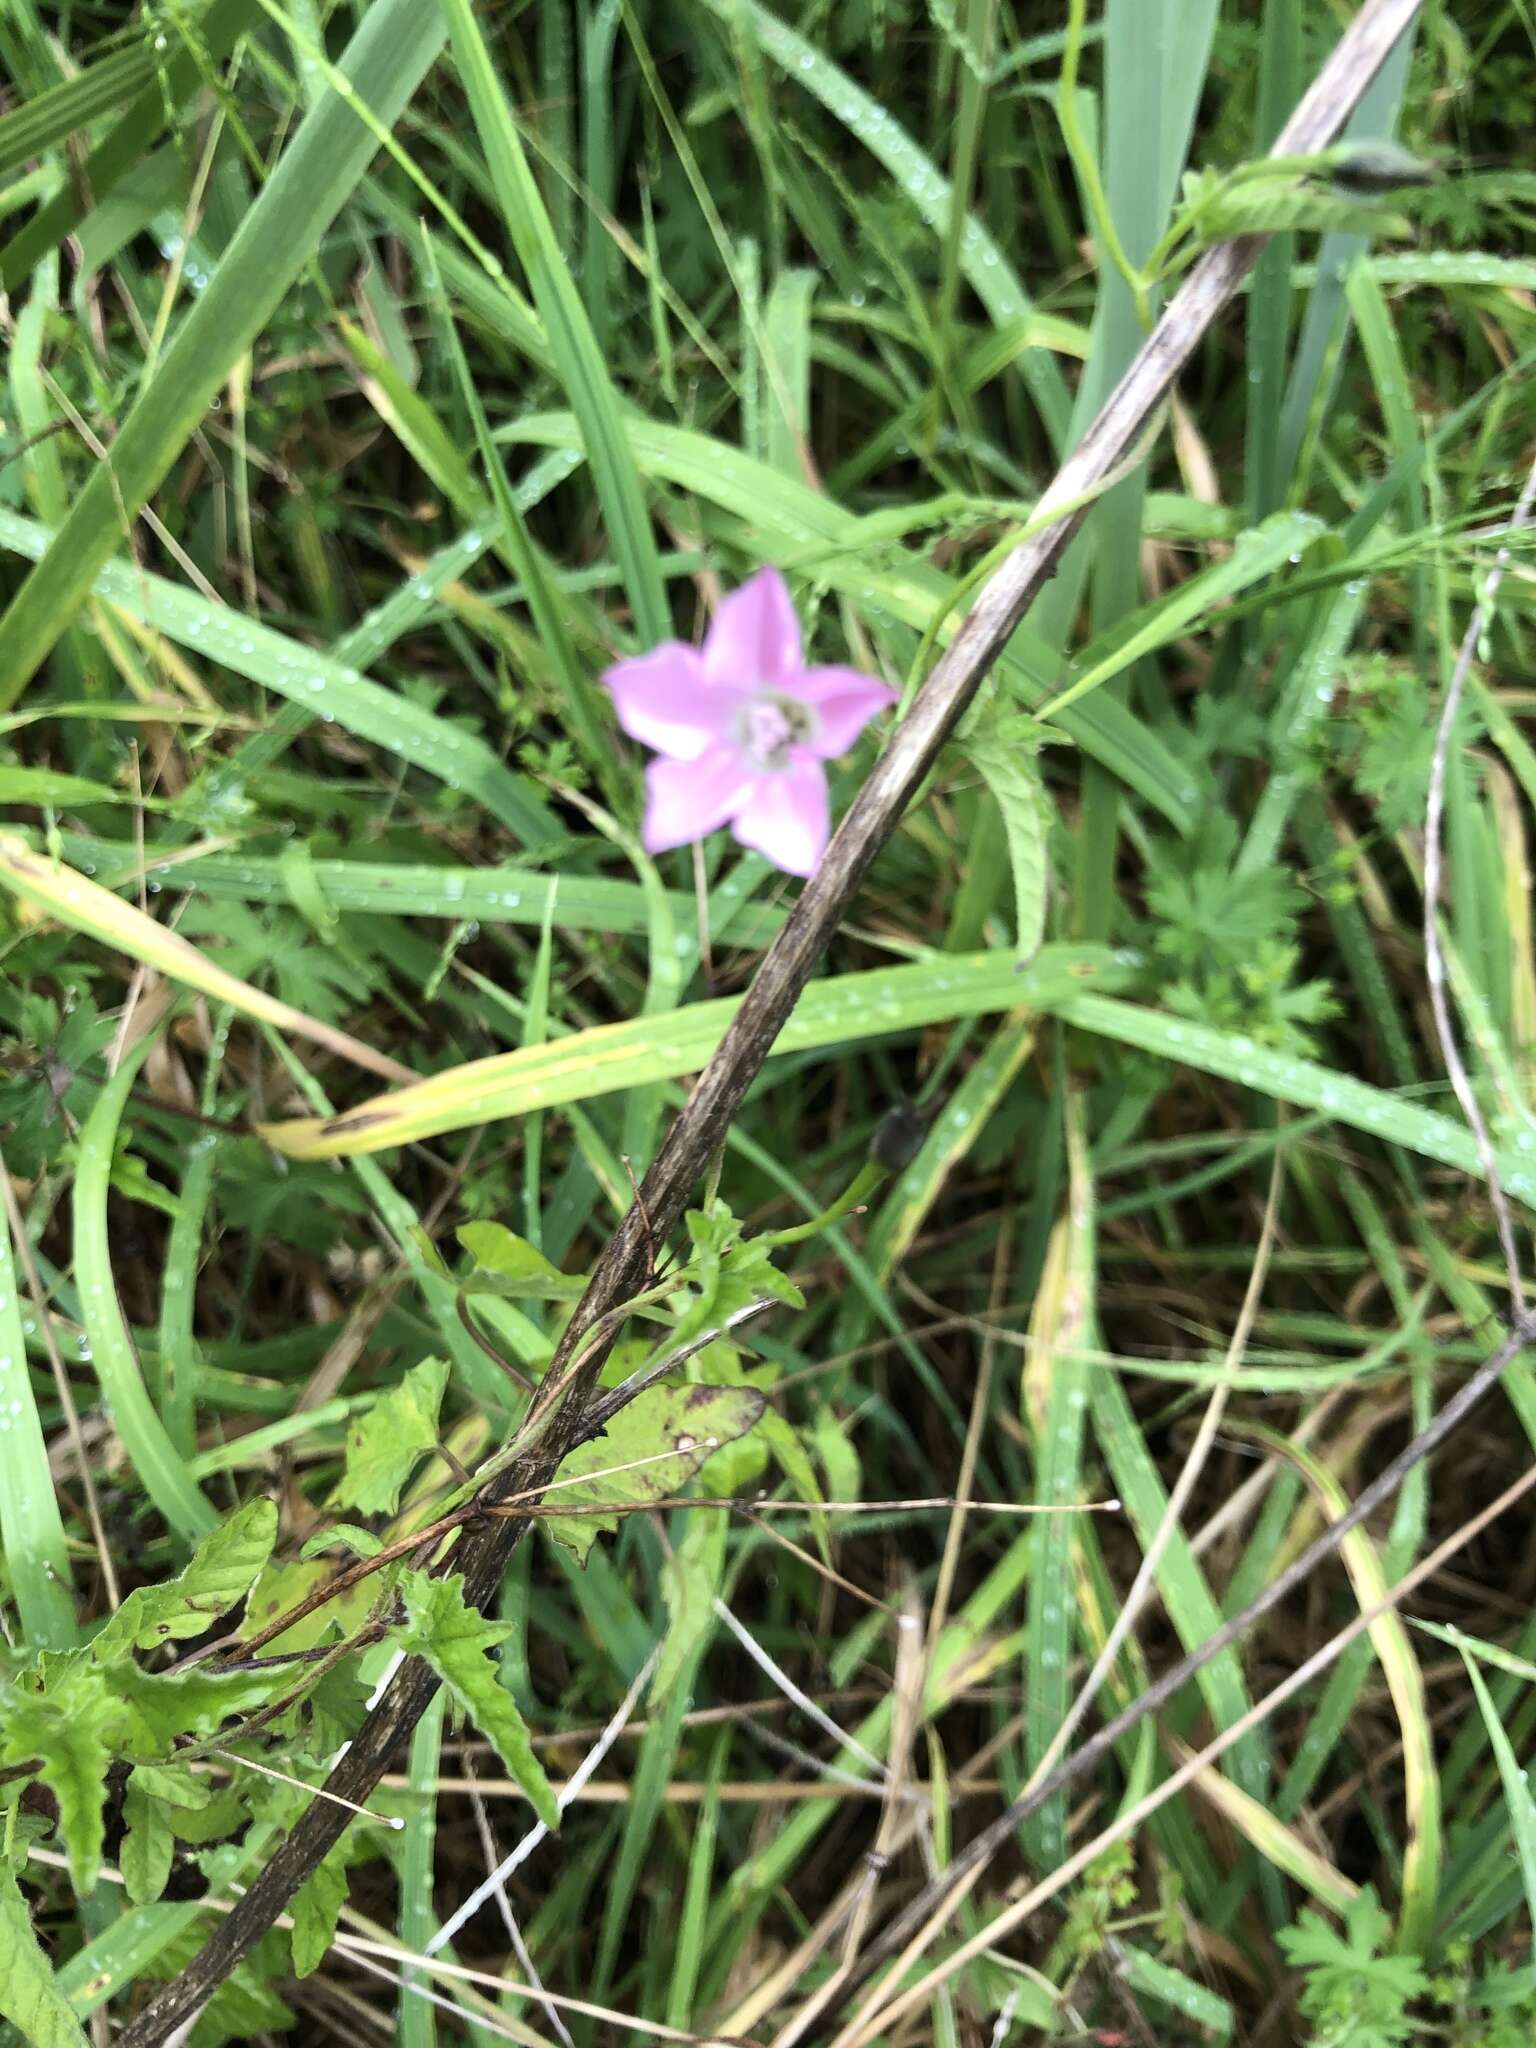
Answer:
739;691;817;770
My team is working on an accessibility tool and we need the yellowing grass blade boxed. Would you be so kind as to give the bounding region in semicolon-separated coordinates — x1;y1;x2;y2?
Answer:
256;947;1132;1159
1238;1422;1441;1951
1166;1734;1358;1913
0;836;409;1085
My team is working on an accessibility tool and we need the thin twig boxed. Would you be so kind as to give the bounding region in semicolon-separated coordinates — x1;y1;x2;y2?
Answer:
114;4;1425;2034
460;1747;574;2048
1422;448;1536;1315
424;1646;658;1959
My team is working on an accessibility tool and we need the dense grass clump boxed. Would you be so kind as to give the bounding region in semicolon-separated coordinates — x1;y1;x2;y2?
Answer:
2;2;1536;2043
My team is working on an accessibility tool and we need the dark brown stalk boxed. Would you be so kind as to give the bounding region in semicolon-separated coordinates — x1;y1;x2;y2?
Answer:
118;2;1424;2037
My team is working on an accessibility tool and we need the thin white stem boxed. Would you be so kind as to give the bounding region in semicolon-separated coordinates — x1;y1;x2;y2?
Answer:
1422;450;1536;1315
206;1746;403;1830
712;1596;887;1781
424;1645;658;1956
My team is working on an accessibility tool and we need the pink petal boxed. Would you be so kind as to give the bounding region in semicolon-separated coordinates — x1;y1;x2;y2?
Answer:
606;642;742;761
642;747;753;853
730;761;829;878
703;567;803;691
799;666;897;756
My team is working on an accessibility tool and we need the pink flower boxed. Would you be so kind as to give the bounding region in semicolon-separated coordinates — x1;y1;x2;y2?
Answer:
603;567;896;878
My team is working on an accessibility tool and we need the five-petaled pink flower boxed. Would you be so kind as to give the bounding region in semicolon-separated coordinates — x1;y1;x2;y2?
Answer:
603;567;895;878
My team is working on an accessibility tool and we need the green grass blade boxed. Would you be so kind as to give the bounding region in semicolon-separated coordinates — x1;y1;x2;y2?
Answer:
0;0;263;290
697;0;1070;450
1054;993;1536;1209
0;44;152;178
50;834;782;947
258;945;1135;1157
1461;1650;1536;1959
0;1204;77;1648
0;506;556;847
72;1035;219;1546
399;1690;446;2048
1244;0;1302;522
437;0;670;649
764;267;817;479
0;0;448;708
1023;1094;1095;1864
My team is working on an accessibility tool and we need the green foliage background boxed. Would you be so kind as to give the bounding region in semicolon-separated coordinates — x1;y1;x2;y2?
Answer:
2;1;1536;2042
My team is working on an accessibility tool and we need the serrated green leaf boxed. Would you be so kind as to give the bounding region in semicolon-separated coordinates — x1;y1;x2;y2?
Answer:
290;1847;350;1978
0;1809;53;1875
1;1658;112;1891
95;1499;277;1658
113;1662;293;1750
398;1571;558;1829
670;1200;804;1351
456;1222;585;1300
121;1779;174;1906
0;1864;90;2047
964;709;1050;959
331;1358;449;1516
543;1384;767;1564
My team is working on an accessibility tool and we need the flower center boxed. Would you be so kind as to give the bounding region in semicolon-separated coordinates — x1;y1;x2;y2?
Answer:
738;691;815;770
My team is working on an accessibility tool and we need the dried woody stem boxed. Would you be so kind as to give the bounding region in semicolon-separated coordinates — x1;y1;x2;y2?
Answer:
120;2;1427;2037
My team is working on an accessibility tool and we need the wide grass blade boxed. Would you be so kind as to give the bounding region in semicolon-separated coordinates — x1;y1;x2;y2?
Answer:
0;836;410;1085
72;1036;219;1546
257;946;1135;1156
0;1208;77;1648
0;0;449;708
437;0;670;650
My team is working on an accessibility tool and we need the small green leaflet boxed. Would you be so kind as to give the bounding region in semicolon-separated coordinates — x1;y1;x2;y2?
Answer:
291;1847;351;1978
1178;164;1411;245
121;1779;173;1907
964;707;1049;960
656;1513;727;1702
669;1200;804;1350
0;1865;89;2048
299;1523;384;1563
0;1811;52;1876
457;1221;585;1300
331;1357;449;1515
542;1384;767;1565
398;1571;559;1829
94;1499;277;1657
